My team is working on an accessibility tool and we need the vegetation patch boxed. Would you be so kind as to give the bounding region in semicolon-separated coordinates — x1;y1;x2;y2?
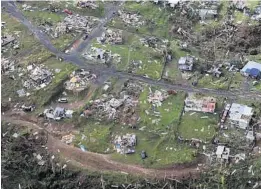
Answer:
74;121;113;154
179;112;218;142
1;12;40;58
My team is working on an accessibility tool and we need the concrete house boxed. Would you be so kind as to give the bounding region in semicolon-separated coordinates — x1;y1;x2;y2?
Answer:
228;103;253;129
216;146;230;160
184;94;216;113
178;56;194;71
241;61;261;79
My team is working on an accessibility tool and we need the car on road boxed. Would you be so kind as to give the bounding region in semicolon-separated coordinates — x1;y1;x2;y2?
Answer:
63;9;72;15
58;98;68;103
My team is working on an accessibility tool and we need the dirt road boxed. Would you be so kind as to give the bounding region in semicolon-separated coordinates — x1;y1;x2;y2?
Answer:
2;116;202;180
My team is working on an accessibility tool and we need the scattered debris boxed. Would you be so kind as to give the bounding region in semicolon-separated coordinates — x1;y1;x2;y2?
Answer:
65;69;96;92
147;89;168;107
118;11;145;27
114;134;136;154
61;134;75;144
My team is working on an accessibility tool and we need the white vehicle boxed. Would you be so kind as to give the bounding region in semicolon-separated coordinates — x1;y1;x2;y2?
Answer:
58;98;68;103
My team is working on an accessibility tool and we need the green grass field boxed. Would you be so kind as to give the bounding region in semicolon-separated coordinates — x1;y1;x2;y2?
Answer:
110;2;170;38
138;86;185;132
91;30;164;79
1;12;40;57
179;112;218;142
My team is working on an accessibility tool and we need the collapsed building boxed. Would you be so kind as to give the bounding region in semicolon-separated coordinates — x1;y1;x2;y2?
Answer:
64;69;97;92
114;134;137;154
76;1;99;9
1;35;16;47
97;28;123;45
147;89;169;107
184;94;216;113
23;64;53;90
1;58;15;74
118;11;145;27
84;81;142;126
83;46;121;65
40;14;99;38
44;106;73;121
140;37;167;49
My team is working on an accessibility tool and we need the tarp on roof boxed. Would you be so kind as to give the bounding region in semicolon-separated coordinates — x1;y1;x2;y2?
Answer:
249;68;260;77
241;61;261;73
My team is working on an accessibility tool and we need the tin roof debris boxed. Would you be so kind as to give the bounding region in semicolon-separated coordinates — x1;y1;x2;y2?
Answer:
17;89;26;97
97;28;123;45
114;134;136;154
1;35;16;47
65;69;96;92
1;58;15;74
147;89;168;107
40;14;99;38
184;94;216;113
118;11;145;27
23;64;53;90
84;81;141;126
61;134;75;144
43;107;73;121
77;1;99;9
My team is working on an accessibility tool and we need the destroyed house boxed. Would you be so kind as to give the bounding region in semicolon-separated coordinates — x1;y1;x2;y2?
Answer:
178;56;194;71
198;9;218;20
1;35;15;47
184;96;216;113
53;107;65;118
241;61;261;79
228;103;253;129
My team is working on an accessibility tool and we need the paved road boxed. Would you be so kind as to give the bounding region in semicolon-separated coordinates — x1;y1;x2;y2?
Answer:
3;1;261;100
71;1;124;54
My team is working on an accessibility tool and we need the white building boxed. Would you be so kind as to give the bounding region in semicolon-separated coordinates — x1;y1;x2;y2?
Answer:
228;103;253;129
216;146;230;160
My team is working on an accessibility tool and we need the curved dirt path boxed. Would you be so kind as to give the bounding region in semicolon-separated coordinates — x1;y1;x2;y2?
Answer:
2;116;202;180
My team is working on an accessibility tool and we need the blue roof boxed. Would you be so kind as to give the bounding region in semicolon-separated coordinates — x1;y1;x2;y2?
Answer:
241;61;261;73
249;68;260;77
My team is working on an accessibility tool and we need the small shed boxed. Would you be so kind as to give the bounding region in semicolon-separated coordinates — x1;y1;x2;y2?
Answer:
216;146;225;159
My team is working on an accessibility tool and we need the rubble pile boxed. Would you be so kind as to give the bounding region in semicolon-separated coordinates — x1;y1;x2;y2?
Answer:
140;37;167;49
97;29;123;44
148;89;169;107
83;47;121;64
85;81;142;126
1;33;19;53
61;14;99;33
89;94;139;124
40;15;99;38
65;69;97;92
77;1;99;9
1;58;15;74
114;134;136;154
118;11;145;27
43;106;73;120
61;134;75;144
23;64;53;90
21;4;37;11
